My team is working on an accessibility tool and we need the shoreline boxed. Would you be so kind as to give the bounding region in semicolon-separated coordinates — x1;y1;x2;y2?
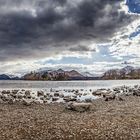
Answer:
0;85;140;139
0;85;140;104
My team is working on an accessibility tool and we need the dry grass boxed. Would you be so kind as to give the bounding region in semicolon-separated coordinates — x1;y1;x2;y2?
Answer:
0;96;140;140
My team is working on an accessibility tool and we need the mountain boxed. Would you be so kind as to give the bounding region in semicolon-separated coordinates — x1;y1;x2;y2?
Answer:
57;69;65;73
1;66;140;81
121;66;134;74
66;70;84;78
22;69;85;81
102;66;140;80
82;72;95;77
0;74;20;80
0;74;11;80
8;75;20;80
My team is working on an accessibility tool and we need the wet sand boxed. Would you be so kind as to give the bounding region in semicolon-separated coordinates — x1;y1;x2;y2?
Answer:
0;96;140;140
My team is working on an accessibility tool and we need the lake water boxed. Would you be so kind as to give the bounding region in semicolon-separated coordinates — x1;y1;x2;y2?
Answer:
0;80;140;90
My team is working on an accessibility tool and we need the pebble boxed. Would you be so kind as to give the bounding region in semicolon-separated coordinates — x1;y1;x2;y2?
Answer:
0;85;139;105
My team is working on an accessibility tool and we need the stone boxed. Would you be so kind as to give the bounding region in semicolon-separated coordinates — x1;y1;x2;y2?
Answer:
54;93;59;97
134;85;138;89
17;94;23;99
103;94;106;98
83;93;87;96
44;95;47;98
43;100;48;104
25;90;31;96
40;97;44;100
52;97;59;102
49;94;53;98
59;93;64;98
66;102;92;112
6;90;10;94
1;90;7;94
72;95;77;98
8;99;14;104
21;89;25;91
26;95;32;99
63;96;77;102
92;91;102;96
32;97;35;100
46;93;50;96
45;97;51;100
118;97;124;101
12;90;19;94
105;94;116;101
85;98;92;103
133;90;140;96
75;90;79;94
10;94;17;99
37;91;44;97
33;100;40;104
1;96;9;102
22;100;32;106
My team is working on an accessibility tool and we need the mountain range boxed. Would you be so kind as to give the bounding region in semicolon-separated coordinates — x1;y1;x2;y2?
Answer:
102;66;140;80
22;69;89;81
1;66;140;80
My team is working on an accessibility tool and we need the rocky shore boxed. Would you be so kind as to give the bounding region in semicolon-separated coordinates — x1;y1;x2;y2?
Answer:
0;85;140;139
0;85;140;105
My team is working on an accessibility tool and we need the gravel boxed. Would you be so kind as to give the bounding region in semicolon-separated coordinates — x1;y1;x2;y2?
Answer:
0;96;140;140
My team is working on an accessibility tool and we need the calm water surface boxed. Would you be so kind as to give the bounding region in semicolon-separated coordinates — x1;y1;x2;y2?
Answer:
0;80;140;90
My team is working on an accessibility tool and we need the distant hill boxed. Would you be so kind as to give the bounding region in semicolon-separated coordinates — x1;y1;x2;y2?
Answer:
1;66;140;80
102;66;140;80
0;74;19;80
0;74;11;80
22;69;85;81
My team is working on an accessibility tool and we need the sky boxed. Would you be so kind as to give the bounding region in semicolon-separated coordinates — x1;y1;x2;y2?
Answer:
0;0;140;76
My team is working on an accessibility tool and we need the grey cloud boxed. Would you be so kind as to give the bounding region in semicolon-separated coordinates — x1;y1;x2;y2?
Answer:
69;45;96;52
0;0;135;61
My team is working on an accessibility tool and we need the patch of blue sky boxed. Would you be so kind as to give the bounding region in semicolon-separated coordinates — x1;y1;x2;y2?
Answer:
37;56;93;65
35;44;138;67
92;45;121;63
40;46;120;65
126;0;140;13
129;25;140;39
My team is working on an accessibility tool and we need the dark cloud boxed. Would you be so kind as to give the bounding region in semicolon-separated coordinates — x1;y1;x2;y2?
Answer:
0;0;135;61
69;45;96;52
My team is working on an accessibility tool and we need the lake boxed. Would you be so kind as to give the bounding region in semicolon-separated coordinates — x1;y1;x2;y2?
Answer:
0;80;140;90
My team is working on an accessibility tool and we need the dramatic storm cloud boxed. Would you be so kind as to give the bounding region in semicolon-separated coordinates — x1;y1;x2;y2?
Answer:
0;0;139;75
0;0;133;61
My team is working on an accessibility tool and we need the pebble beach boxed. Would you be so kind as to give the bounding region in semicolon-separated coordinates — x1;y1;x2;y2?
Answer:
0;85;140;139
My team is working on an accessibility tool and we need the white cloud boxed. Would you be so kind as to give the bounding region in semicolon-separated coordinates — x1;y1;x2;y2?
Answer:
109;16;140;59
